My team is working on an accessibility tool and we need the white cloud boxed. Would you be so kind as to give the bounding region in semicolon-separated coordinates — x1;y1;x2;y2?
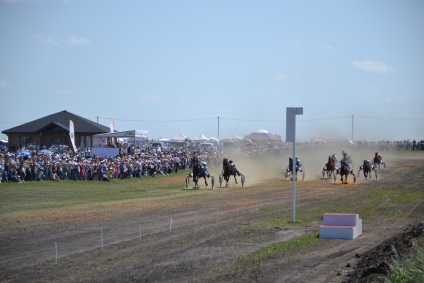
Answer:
366;87;407;103
57;89;82;96
34;34;92;47
381;94;408;103
1;0;40;3
293;40;302;47
353;60;394;74
273;74;289;83
143;95;160;101
322;43;335;51
34;34;60;46
217;107;232;113
1;0;69;4
0;78;10;88
66;36;92;46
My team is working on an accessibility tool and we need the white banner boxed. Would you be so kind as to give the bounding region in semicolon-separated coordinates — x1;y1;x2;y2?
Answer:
69;120;77;152
109;118;114;133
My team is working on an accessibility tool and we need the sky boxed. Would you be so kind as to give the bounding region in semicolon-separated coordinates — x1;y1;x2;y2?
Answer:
1;0;423;142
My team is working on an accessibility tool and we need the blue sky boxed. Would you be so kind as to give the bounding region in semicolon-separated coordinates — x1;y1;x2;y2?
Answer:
1;0;423;142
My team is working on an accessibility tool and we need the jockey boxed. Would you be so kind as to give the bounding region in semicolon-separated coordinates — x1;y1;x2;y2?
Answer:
374;152;383;164
295;156;301;167
229;160;241;176
288;157;302;172
341;150;352;164
328;154;337;165
202;161;210;178
295;157;302;171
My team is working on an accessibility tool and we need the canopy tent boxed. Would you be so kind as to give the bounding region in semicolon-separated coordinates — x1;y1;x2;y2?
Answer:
92;130;148;157
171;133;189;142
207;136;219;144
193;135;210;142
245;129;281;141
311;137;327;143
227;134;243;140
94;130;148;139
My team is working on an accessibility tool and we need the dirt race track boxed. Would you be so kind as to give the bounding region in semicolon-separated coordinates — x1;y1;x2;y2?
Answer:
1;151;424;283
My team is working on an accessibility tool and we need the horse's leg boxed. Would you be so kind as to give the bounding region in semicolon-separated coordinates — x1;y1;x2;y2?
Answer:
193;176;199;189
204;176;208;186
234;174;238;184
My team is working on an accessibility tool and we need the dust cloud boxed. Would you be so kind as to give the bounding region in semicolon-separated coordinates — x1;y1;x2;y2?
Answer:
210;143;395;186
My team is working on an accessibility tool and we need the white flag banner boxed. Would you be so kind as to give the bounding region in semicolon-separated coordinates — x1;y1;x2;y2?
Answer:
69;120;77;152
109;118;114;133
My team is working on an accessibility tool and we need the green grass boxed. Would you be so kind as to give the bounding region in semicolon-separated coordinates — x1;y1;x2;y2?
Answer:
0;172;191;218
383;235;424;283
236;185;424;237
236;232;319;266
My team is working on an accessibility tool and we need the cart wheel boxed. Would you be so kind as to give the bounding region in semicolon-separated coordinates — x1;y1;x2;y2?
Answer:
333;172;337;183
211;176;215;190
185;176;189;189
322;169;325;178
219;174;223;188
241;174;245;188
375;171;378;180
302;171;305;181
353;175;357;183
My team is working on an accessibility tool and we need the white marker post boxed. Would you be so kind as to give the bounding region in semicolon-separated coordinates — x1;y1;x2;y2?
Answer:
286;107;303;223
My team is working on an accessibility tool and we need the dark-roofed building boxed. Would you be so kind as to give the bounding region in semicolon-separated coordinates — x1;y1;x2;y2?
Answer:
2;110;109;151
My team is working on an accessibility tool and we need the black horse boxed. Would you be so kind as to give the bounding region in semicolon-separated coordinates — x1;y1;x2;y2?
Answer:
186;156;210;189
358;160;377;180
285;157;305;181
219;158;244;187
373;152;386;169
322;154;338;179
336;160;356;184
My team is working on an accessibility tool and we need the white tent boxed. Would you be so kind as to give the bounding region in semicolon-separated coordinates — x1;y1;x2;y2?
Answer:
94;130;148;139
171;133;189;142
207;136;219;143
92;130;148;157
193;135;210;142
228;134;243;140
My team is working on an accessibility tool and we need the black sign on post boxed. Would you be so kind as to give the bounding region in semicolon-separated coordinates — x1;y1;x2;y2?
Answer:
286;107;303;222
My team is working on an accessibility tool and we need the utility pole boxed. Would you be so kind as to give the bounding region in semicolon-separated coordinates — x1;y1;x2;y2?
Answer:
352;114;354;142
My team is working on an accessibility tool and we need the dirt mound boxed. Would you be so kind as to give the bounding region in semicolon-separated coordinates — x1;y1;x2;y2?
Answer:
346;222;424;283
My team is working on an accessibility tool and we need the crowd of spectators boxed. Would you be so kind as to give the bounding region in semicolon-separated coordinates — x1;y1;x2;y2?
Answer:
1;139;423;184
0;143;215;183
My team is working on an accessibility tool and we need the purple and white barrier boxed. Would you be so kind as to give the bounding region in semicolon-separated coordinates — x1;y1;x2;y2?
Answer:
319;213;362;240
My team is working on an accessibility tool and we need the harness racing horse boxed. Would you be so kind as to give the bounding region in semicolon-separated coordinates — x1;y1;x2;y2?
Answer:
336;160;356;184
219;158;245;187
322;154;338;179
373;152;386;170
285;157;305;181
358;160;377;180
186;156;214;189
